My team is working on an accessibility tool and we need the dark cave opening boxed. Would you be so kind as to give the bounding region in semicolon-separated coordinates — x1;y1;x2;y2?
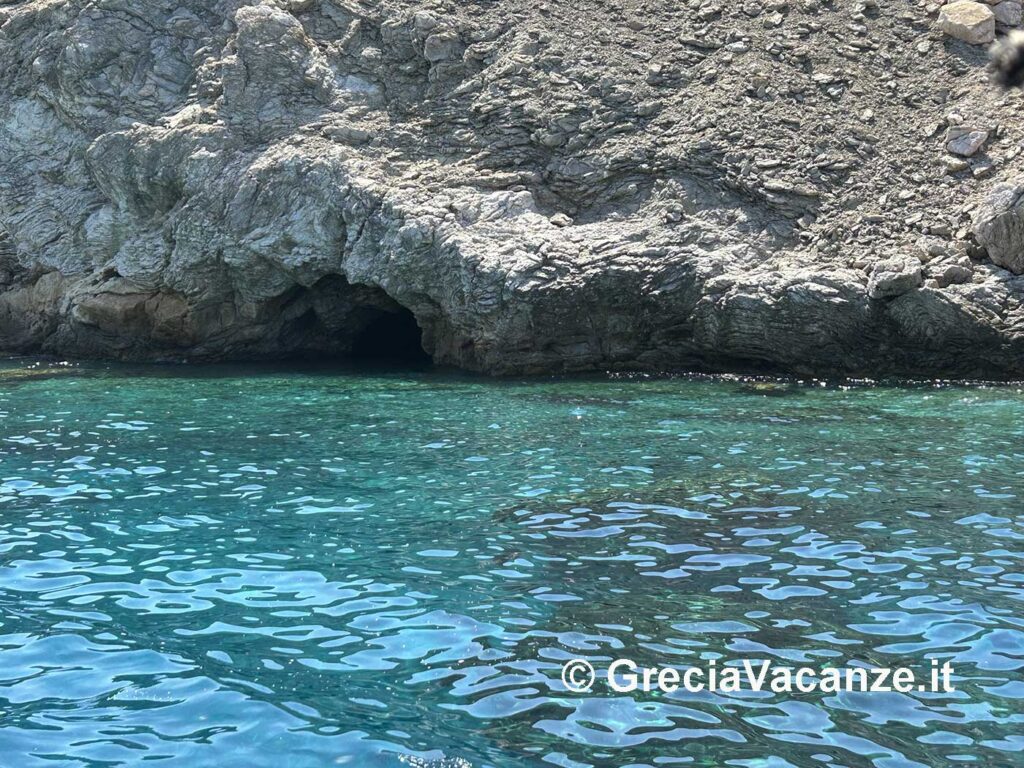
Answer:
350;307;430;364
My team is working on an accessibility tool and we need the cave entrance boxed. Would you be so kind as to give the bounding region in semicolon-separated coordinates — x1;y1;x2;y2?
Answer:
350;307;430;364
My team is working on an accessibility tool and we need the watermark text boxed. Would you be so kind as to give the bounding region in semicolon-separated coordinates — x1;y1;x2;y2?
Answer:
561;657;955;695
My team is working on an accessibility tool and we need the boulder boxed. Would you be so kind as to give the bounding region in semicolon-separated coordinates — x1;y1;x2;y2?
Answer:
423;33;462;62
936;1;996;43
973;182;1024;274
994;0;1023;25
868;258;924;299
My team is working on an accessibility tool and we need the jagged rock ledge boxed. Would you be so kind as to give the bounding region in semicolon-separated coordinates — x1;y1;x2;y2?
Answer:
3;0;1024;378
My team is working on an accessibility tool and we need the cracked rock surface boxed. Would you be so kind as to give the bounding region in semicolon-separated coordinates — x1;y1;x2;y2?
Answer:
3;0;1024;376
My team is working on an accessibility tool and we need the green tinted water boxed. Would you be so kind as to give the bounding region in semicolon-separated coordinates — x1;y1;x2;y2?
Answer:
1;361;1022;767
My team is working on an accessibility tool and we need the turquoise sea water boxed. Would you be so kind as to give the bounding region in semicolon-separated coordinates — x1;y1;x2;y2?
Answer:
1;361;1023;768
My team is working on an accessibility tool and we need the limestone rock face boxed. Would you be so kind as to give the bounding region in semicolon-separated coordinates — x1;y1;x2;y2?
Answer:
937;2;997;44
2;0;1024;378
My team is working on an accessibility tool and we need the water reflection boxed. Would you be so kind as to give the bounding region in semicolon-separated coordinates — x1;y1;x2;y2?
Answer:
0;362;1022;767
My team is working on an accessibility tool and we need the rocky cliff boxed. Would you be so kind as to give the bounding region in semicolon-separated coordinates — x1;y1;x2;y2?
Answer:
3;0;1024;376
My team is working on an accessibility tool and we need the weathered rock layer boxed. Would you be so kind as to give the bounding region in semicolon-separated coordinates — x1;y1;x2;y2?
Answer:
3;0;1024;376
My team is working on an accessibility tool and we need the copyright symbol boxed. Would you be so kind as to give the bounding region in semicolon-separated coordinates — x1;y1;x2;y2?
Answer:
561;659;596;693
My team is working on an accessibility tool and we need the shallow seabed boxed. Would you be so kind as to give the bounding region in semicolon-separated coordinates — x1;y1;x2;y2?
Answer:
1;360;1022;768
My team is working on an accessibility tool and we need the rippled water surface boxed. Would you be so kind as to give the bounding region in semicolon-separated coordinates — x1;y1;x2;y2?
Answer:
2;361;1023;768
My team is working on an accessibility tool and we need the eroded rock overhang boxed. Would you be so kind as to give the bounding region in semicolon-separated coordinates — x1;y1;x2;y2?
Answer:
3;0;1024;378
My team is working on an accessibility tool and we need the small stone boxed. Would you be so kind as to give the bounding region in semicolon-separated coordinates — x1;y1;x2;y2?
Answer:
549;213;573;227
994;0;1022;25
636;100;662;116
936;1;996;44
916;236;953;262
943;156;970;173
412;11;439;31
973;161;995;178
934;263;974;287
324;124;372;145
946;127;989;156
698;2;723;20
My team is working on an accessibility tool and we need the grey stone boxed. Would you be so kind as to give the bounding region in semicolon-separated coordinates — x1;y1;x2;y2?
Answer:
973;182;1024;274
994;0;1022;25
423;33;462;62
946;127;989;156
868;258;924;299
934;264;974;288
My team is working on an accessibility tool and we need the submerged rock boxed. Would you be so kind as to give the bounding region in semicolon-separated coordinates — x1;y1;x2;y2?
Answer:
0;362;88;389
1;0;1024;378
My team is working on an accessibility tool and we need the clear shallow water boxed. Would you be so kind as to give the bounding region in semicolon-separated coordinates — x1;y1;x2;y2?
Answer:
1;361;1023;768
